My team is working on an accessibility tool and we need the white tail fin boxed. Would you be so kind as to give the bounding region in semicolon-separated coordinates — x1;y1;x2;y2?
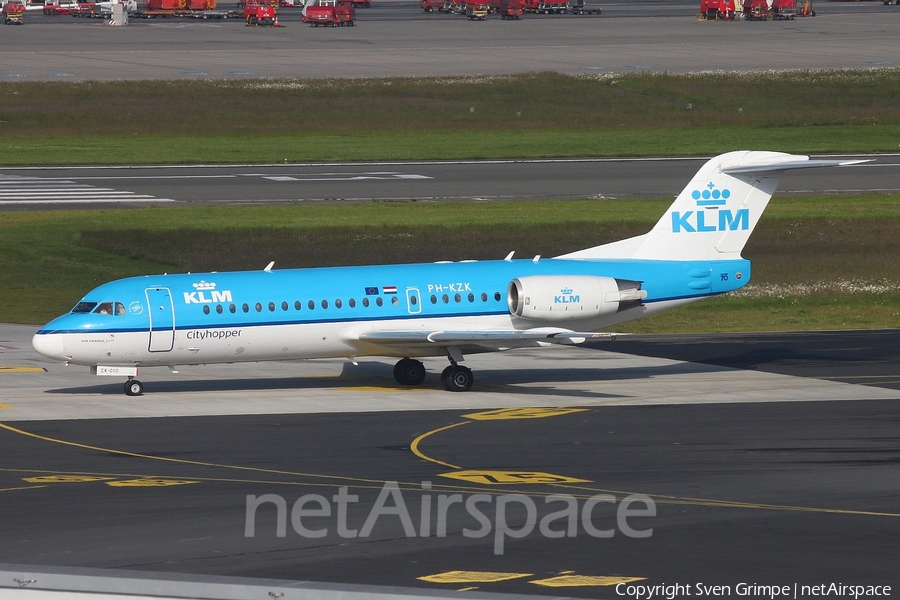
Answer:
559;151;866;261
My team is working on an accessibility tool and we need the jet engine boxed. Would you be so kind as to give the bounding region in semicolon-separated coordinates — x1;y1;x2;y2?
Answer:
507;275;647;322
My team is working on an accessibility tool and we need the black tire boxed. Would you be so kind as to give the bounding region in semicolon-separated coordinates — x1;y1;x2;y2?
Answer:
124;379;143;396
443;365;473;392
394;358;426;386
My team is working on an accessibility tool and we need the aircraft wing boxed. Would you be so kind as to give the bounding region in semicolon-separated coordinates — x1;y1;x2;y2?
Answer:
355;328;619;351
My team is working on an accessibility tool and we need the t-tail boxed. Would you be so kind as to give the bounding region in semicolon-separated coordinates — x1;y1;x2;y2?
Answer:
559;151;867;262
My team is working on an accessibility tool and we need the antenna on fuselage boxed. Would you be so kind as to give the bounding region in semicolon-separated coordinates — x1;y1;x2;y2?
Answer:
504;251;515;262
264;261;275;272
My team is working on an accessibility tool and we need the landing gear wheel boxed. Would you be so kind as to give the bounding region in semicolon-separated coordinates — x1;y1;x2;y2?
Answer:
124;379;143;396
393;358;426;386
442;365;473;392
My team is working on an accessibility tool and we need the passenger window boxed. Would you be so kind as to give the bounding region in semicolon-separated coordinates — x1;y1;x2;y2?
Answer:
203;305;210;315
454;294;461;303
335;299;342;309
391;296;399;306
94;302;114;315
430;295;437;304
349;298;356;308
362;298;370;307
230;304;236;314
243;303;250;313
494;292;501;301
115;302;126;316
268;302;276;312
410;296;418;306
295;301;302;311
308;300;315;310
216;304;223;314
468;293;474;303
481;292;488;302
442;294;449;304
282;301;289;311
256;303;263;312
322;299;329;309
376;297;383;307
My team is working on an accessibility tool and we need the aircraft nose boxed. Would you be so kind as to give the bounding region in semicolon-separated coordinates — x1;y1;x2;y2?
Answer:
32;332;66;360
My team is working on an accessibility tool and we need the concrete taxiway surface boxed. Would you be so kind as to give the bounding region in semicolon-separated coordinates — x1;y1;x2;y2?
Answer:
2;2;900;81
4;324;900;420
2;324;899;597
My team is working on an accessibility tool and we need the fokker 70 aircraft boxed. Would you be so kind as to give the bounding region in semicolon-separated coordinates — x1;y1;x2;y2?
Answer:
32;151;862;395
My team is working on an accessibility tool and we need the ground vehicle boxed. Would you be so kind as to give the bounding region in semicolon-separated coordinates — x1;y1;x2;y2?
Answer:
491;0;523;18
700;0;735;19
421;0;442;10
796;0;813;14
742;0;767;19
42;0;78;14
244;0;276;23
568;0;600;14
523;0;565;12
3;0;25;22
302;0;353;25
770;0;794;18
464;0;486;17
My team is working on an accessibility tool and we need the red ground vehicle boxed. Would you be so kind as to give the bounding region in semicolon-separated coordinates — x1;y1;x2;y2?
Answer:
742;0;767;19
770;0;794;18
493;0;522;18
700;0;735;19
463;0;486;18
3;0;25;23
244;0;276;23
42;0;79;14
302;0;353;25
421;0;441;11
523;0;565;13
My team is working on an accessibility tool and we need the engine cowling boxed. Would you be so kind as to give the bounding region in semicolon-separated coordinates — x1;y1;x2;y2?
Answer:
507;275;646;322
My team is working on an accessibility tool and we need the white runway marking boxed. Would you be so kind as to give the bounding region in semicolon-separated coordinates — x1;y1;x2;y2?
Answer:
0;175;174;205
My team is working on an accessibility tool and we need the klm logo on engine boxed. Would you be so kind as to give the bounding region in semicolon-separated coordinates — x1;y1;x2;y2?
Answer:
671;183;749;233
183;280;233;304
554;287;580;304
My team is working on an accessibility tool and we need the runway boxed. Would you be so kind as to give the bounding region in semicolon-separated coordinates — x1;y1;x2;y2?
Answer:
1;324;899;596
1;154;897;209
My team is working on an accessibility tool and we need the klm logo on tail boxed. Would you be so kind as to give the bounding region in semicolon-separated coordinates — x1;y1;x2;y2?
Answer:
672;183;749;233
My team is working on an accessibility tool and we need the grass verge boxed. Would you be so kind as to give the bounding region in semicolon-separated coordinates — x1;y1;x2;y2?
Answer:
3;70;900;164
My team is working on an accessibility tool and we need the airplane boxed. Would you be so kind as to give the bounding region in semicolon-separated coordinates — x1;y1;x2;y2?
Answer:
32;151;865;396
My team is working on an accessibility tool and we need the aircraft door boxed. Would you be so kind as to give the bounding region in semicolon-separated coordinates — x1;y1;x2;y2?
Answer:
145;287;175;352
406;287;422;314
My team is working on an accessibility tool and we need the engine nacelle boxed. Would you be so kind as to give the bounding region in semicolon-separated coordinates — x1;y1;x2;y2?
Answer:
507;275;646;322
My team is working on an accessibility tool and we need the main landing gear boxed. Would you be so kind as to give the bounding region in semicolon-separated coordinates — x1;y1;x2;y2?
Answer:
124;377;143;396
392;356;474;392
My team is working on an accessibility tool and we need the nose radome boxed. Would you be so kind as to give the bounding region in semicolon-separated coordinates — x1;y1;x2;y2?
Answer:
32;333;65;360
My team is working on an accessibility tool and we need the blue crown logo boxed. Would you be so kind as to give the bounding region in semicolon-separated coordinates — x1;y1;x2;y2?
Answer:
560;287;573;294
691;182;730;206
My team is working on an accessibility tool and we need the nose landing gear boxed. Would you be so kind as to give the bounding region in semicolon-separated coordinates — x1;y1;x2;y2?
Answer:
124;377;144;396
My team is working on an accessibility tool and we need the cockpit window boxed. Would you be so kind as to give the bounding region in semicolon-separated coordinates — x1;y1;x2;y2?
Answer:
71;302;98;314
115;302;126;316
93;302;114;316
